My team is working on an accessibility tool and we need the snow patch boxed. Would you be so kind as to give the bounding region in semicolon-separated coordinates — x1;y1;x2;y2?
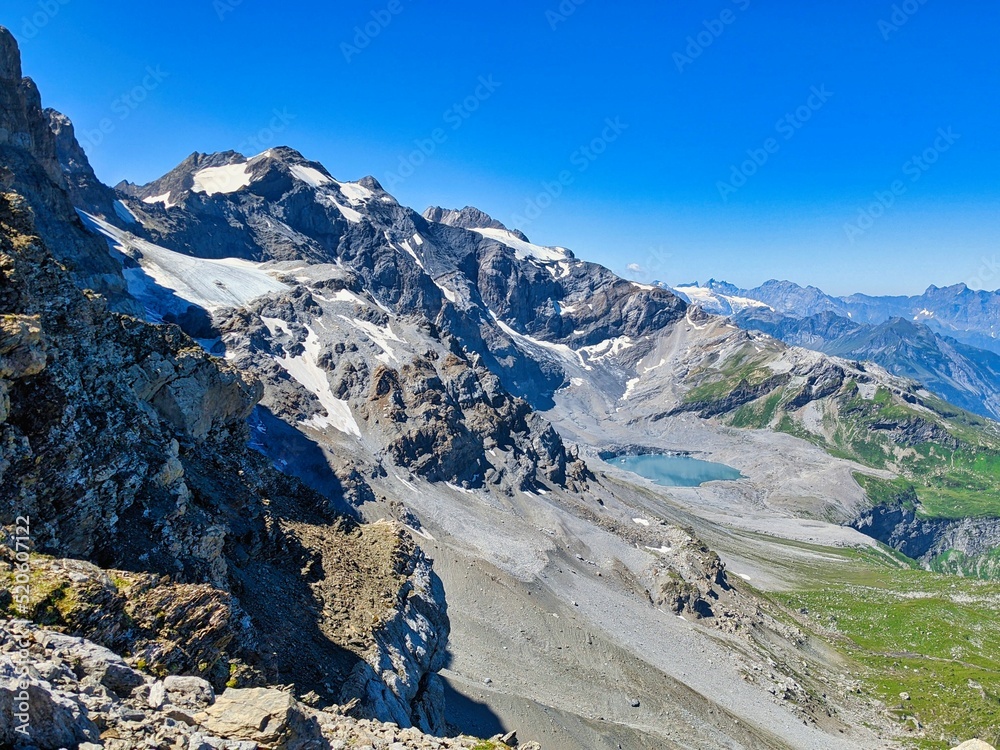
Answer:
331;289;368;305
472;227;570;262
490;313;593;371
435;279;457;303
272;325;361;437
320;194;363;223
336;181;374;205
632;518;651;527
673;285;773;314
290;164;332;188
113;200;138;224
579;336;634;360
399;239;424;269
142;192;175;209
260;316;293;336
341;315;404;364
192;163;252;195
80;212;288;311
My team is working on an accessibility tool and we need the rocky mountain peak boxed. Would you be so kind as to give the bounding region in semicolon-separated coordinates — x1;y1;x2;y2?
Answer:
0;30;139;313
0;26;22;81
46;108;118;217
424;205;530;242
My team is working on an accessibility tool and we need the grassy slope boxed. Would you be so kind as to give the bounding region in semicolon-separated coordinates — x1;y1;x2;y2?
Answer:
748;538;1000;748
682;347;1000;520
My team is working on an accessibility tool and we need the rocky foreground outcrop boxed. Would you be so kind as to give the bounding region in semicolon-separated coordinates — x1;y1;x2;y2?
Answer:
0;621;535;750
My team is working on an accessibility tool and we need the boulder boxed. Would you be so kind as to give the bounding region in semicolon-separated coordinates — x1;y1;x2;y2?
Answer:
195;687;324;749
165;675;216;708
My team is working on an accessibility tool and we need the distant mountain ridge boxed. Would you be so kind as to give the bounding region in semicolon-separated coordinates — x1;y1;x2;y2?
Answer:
671;278;1000;354
670;279;1000;422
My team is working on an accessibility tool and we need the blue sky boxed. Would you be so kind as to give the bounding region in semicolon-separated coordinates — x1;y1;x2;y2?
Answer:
4;0;999;295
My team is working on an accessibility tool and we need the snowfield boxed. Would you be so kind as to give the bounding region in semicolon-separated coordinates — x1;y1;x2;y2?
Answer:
289;164;333;188
191;163;252;195
472;227;571;262
80;212;289;311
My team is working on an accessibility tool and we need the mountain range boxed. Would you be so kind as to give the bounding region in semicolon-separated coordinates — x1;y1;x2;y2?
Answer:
671;280;1000;422
674;278;1000;354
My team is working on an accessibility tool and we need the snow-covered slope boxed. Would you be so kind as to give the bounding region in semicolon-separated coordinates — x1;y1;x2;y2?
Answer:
79;211;288;314
471;226;571;262
671;283;773;315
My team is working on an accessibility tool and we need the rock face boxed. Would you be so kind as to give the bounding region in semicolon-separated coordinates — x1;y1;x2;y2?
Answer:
851;500;1000;573
0;27;139;315
46;108;119;221
195;687;325;749
422;205;529;239
217;285;591;494
0;25;450;731
0;175;446;731
733;307;1000;422
642;526;730;619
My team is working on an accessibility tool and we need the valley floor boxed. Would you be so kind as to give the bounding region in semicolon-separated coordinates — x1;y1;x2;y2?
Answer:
358;404;998;749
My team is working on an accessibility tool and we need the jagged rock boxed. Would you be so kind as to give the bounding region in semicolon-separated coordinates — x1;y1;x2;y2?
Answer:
0;26;140;314
159;675;216;710
642;526;730;619
422;205;529;241
34;633;144;697
1;622;520;750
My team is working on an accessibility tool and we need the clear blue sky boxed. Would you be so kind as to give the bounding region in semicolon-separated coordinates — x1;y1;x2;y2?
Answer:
4;0;999;295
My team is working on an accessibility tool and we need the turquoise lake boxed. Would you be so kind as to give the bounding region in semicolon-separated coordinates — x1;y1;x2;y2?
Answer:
612;453;743;487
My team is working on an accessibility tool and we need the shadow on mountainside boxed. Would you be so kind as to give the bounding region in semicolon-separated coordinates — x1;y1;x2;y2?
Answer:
250;405;361;519
441;678;508;739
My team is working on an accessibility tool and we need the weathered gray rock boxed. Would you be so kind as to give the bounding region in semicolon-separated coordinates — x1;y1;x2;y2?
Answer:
0;677;101;749
163;675;216;709
35;632;145;697
0;30;451;730
0;26;140;314
195;688;324;750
